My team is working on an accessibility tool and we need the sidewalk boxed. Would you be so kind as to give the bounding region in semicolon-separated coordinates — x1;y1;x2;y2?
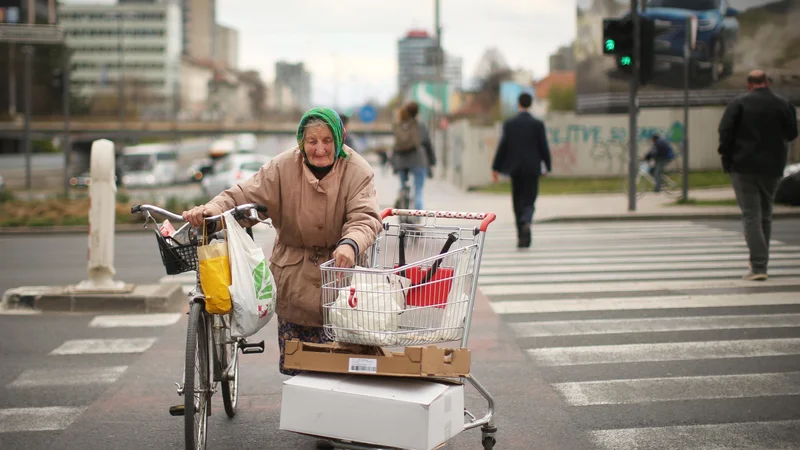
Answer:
370;164;799;226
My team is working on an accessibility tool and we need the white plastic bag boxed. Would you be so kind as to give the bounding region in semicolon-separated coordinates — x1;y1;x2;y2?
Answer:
328;270;409;345
224;212;276;337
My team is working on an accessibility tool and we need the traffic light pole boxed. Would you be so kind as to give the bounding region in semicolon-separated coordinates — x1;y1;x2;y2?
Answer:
63;62;72;198
682;16;691;201
628;0;640;212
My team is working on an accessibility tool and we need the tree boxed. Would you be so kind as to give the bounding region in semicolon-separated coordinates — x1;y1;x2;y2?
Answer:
548;84;576;111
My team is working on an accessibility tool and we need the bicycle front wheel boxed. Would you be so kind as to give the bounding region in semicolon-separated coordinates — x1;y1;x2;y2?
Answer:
622;174;650;199
185;301;211;450
219;321;239;418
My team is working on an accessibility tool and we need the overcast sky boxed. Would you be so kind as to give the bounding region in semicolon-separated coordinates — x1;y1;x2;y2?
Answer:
217;0;576;108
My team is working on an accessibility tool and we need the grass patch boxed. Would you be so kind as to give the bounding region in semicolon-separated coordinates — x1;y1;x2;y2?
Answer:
671;198;739;207
474;171;731;195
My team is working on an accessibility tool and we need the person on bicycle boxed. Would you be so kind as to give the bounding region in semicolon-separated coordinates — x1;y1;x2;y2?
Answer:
643;134;675;193
391;101;436;210
183;107;382;376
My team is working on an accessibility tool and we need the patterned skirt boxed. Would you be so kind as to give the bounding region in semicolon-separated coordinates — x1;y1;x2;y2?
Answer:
277;316;330;376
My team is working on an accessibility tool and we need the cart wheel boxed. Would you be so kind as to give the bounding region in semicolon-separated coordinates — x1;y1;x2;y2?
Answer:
482;436;496;449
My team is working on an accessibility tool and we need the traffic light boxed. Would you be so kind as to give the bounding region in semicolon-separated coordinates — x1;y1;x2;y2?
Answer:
603;18;632;56
603;16;659;85
639;17;656;85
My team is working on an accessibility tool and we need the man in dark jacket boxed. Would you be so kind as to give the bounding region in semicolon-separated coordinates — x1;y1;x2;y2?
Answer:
718;70;798;281
643;134;675;192
491;93;552;248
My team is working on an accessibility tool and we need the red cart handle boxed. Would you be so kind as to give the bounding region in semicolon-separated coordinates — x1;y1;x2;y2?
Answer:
348;287;358;308
381;208;496;232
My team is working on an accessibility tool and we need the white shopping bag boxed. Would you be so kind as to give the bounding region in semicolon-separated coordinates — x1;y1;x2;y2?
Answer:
224;212;276;337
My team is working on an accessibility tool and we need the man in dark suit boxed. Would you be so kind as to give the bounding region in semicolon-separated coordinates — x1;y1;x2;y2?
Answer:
491;92;552;248
718;70;798;281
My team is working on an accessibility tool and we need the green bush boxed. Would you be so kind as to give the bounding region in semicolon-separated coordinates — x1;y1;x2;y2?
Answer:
0;189;13;204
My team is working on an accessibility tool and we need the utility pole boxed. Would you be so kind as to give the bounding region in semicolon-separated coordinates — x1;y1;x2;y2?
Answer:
118;13;126;136
63;62;72;198
627;0;640;212
434;0;445;172
682;16;691;201
22;44;34;191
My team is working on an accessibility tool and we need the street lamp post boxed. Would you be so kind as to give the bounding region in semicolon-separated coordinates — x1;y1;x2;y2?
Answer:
22;44;34;191
117;13;125;136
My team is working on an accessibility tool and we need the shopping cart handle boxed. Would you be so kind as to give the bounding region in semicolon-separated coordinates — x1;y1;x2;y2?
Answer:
381;208;497;232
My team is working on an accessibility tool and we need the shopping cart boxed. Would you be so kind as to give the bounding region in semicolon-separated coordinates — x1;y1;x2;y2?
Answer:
317;208;498;450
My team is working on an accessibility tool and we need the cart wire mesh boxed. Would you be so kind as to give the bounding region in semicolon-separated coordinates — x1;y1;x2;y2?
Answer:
321;222;483;347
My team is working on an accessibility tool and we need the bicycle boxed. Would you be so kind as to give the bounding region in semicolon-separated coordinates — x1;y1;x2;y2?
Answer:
622;160;681;199
131;203;268;450
394;171;416;224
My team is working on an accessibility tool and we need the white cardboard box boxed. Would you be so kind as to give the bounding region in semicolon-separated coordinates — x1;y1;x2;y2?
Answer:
280;373;464;450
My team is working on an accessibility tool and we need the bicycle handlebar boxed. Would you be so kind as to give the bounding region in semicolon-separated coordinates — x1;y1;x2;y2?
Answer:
131;203;268;223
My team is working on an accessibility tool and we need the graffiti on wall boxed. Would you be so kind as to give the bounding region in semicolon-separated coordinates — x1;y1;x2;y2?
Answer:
546;121;685;174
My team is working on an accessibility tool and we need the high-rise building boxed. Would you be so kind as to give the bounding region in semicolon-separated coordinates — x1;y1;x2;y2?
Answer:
214;24;238;69
274;61;311;110
59;1;183;116
397;29;462;95
182;0;215;60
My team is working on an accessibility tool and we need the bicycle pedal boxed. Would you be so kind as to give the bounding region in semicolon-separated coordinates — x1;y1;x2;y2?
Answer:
169;405;185;416
240;340;265;354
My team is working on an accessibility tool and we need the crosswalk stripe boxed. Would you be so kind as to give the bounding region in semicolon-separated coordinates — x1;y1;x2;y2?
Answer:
590;420;800;450
478;267;800;285
50;338;158;355
481;239;786;253
527;338;800;366
89;313;182;328
553;372;800;406
510;313;800;337
491;222;706;232
481;277;800;297
490;292;800;315
0;407;86;433
487;230;741;242
480;258;800;276
481;243;800;259
479;251;800;266
8;366;128;388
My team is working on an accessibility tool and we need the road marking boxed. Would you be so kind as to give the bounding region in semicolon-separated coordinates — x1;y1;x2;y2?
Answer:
481;240;787;254
510;313;800;337
8;366;128;388
487;230;742;243
479;251;800;266
480;277;800;296
590;420;800;450
50;338;158;355
89;313;182;328
480;259;800;276
553;372;800;406
0;407;86;433
478;267;800;285
480;244;800;260
491;293;800;315
527;338;800;366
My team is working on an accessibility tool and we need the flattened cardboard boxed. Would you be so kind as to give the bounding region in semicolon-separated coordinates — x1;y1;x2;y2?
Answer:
283;340;471;378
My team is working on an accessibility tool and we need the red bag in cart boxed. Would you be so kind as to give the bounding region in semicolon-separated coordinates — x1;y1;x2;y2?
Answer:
396;230;459;308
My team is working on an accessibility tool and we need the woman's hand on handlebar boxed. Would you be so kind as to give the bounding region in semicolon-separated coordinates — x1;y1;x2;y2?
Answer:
183;204;222;227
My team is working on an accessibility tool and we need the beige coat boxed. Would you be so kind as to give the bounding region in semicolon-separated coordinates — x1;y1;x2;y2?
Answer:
207;146;382;326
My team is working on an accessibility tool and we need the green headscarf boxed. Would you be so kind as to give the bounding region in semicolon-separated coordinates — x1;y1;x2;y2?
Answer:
296;107;348;167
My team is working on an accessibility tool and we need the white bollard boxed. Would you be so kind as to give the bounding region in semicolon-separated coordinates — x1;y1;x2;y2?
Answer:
75;139;127;292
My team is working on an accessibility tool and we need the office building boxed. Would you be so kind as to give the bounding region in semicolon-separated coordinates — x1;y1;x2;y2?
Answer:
397;29;462;94
182;0;215;60
274;61;311;111
59;1;182;116
214;23;238;69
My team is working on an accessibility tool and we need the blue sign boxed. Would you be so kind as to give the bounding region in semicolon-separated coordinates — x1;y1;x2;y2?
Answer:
358;105;377;124
7;7;20;23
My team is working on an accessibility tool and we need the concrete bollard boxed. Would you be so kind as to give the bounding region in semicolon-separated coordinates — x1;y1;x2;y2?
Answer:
75;139;127;292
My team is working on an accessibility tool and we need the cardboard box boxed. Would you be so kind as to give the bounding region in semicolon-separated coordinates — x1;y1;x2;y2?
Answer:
280;373;465;450
283;340;471;378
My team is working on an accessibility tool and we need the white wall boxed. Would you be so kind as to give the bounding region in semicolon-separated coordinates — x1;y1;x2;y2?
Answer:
438;106;731;189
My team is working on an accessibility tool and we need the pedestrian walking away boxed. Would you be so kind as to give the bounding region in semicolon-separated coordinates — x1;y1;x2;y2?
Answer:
391;101;436;211
491;92;552;248
718;69;799;281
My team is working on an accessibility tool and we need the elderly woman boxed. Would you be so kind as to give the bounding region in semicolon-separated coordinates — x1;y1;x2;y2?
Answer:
183;107;382;375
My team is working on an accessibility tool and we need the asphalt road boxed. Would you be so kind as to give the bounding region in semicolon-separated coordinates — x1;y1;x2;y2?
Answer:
1;218;799;449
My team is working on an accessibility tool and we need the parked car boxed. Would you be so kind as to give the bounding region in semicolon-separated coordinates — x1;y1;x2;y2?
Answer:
775;162;800;206
201;153;270;197
618;0;739;85
69;172;93;188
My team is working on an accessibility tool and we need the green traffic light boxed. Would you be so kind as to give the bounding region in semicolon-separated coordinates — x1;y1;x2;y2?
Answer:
620;56;632;66
605;39;615;52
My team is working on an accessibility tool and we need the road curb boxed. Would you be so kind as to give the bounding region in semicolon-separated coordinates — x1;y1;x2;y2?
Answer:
536;210;800;224
2;283;186;313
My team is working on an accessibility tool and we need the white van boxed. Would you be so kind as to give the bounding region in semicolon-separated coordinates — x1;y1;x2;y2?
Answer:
121;143;179;187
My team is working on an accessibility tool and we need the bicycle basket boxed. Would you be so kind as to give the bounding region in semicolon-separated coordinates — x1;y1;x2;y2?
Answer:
154;229;198;275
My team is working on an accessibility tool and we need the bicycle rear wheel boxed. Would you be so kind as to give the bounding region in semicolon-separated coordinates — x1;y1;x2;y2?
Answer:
622;174;650;199
185;301;211;450
219;321;239;418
